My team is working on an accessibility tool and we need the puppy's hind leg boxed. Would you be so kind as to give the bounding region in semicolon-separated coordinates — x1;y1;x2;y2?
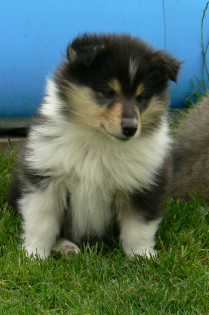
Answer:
19;184;66;259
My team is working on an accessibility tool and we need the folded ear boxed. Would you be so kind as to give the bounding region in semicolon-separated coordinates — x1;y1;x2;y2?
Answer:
153;51;183;82
67;34;105;66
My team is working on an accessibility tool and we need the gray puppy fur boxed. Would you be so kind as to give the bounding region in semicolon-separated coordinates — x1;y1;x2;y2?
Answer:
170;94;209;203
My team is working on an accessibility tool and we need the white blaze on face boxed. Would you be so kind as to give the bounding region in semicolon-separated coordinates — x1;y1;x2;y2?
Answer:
129;57;139;83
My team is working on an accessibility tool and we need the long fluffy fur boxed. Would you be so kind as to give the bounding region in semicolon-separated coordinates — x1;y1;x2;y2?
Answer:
170;94;209;203
8;33;181;259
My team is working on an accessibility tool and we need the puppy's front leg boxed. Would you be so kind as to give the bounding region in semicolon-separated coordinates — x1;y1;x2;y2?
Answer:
116;192;163;259
19;184;65;259
118;212;161;258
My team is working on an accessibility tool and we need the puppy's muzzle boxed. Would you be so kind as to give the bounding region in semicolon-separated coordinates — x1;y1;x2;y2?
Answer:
121;121;138;138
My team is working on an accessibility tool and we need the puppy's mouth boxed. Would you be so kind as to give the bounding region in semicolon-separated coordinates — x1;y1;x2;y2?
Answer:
100;124;137;142
112;135;130;141
100;124;130;141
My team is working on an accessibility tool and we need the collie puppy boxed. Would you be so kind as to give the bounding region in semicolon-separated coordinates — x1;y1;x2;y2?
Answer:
170;94;209;203
8;33;181;259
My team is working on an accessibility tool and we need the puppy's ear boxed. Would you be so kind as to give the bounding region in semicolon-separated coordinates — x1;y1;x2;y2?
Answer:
153;51;182;82
67;35;105;66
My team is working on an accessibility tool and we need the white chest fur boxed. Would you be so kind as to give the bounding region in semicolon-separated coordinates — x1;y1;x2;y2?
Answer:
27;115;170;241
68;177;114;242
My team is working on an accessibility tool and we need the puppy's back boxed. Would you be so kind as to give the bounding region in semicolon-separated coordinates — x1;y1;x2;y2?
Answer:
170;94;209;202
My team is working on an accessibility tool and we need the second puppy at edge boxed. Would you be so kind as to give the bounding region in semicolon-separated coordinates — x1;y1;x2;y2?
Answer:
8;34;181;259
170;94;209;203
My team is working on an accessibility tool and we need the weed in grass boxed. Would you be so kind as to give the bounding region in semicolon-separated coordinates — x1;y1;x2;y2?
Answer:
184;1;209;107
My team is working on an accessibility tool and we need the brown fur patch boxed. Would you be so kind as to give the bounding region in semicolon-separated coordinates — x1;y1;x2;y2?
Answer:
141;96;168;127
104;102;122;120
64;82;142;138
108;79;121;93
102;102;123;135
68;47;77;63
135;106;141;133
135;83;144;97
64;82;104;129
64;83;123;136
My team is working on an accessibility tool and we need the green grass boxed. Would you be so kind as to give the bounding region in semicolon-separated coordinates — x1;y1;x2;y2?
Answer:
1;4;209;313
0;149;208;315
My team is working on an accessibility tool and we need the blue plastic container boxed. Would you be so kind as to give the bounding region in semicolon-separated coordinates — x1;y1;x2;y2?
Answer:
0;0;209;117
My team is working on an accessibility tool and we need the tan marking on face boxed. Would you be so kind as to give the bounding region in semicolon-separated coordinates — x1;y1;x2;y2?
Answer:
108;79;121;93
135;106;141;134
68;47;77;63
104;102;122;120
101;102;123;135
63;82;122;137
64;82;142;139
141;95;168;126
135;83;144;97
64;82;104;129
103;103;141;139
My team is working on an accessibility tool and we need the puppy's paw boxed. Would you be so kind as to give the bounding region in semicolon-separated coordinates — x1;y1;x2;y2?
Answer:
123;242;157;259
131;247;157;259
22;243;50;260
53;238;80;255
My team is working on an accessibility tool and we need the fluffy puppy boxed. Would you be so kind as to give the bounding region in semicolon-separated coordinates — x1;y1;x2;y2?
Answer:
8;33;181;259
170;94;209;203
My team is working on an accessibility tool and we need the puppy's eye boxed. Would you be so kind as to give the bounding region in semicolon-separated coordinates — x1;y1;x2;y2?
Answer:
136;94;149;112
102;90;116;99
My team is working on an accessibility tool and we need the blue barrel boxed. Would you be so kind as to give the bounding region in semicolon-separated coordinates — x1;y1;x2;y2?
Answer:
0;0;209;117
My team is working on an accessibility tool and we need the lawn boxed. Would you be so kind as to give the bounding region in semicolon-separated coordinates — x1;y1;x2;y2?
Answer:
0;148;208;315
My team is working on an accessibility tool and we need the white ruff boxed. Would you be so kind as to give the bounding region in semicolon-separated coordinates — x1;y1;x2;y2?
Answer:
21;79;170;257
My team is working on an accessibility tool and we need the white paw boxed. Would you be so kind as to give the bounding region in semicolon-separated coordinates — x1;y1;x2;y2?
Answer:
22;243;50;259
122;241;157;259
53;238;80;255
130;247;158;259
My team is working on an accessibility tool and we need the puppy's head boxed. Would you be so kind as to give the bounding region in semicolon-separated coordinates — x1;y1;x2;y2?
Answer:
55;33;181;140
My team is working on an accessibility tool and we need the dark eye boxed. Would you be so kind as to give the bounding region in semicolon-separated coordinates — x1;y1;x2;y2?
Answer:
136;94;149;112
102;90;116;99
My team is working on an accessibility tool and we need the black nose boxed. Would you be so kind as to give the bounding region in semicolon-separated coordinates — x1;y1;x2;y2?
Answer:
121;122;138;137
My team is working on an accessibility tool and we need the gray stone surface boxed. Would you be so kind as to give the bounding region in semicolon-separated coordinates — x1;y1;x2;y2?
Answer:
0;117;32;132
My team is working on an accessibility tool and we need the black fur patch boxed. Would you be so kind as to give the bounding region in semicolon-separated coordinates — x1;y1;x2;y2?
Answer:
7;170;22;211
60;194;73;240
131;158;171;221
22;166;50;189
7;161;50;211
54;33;181;128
